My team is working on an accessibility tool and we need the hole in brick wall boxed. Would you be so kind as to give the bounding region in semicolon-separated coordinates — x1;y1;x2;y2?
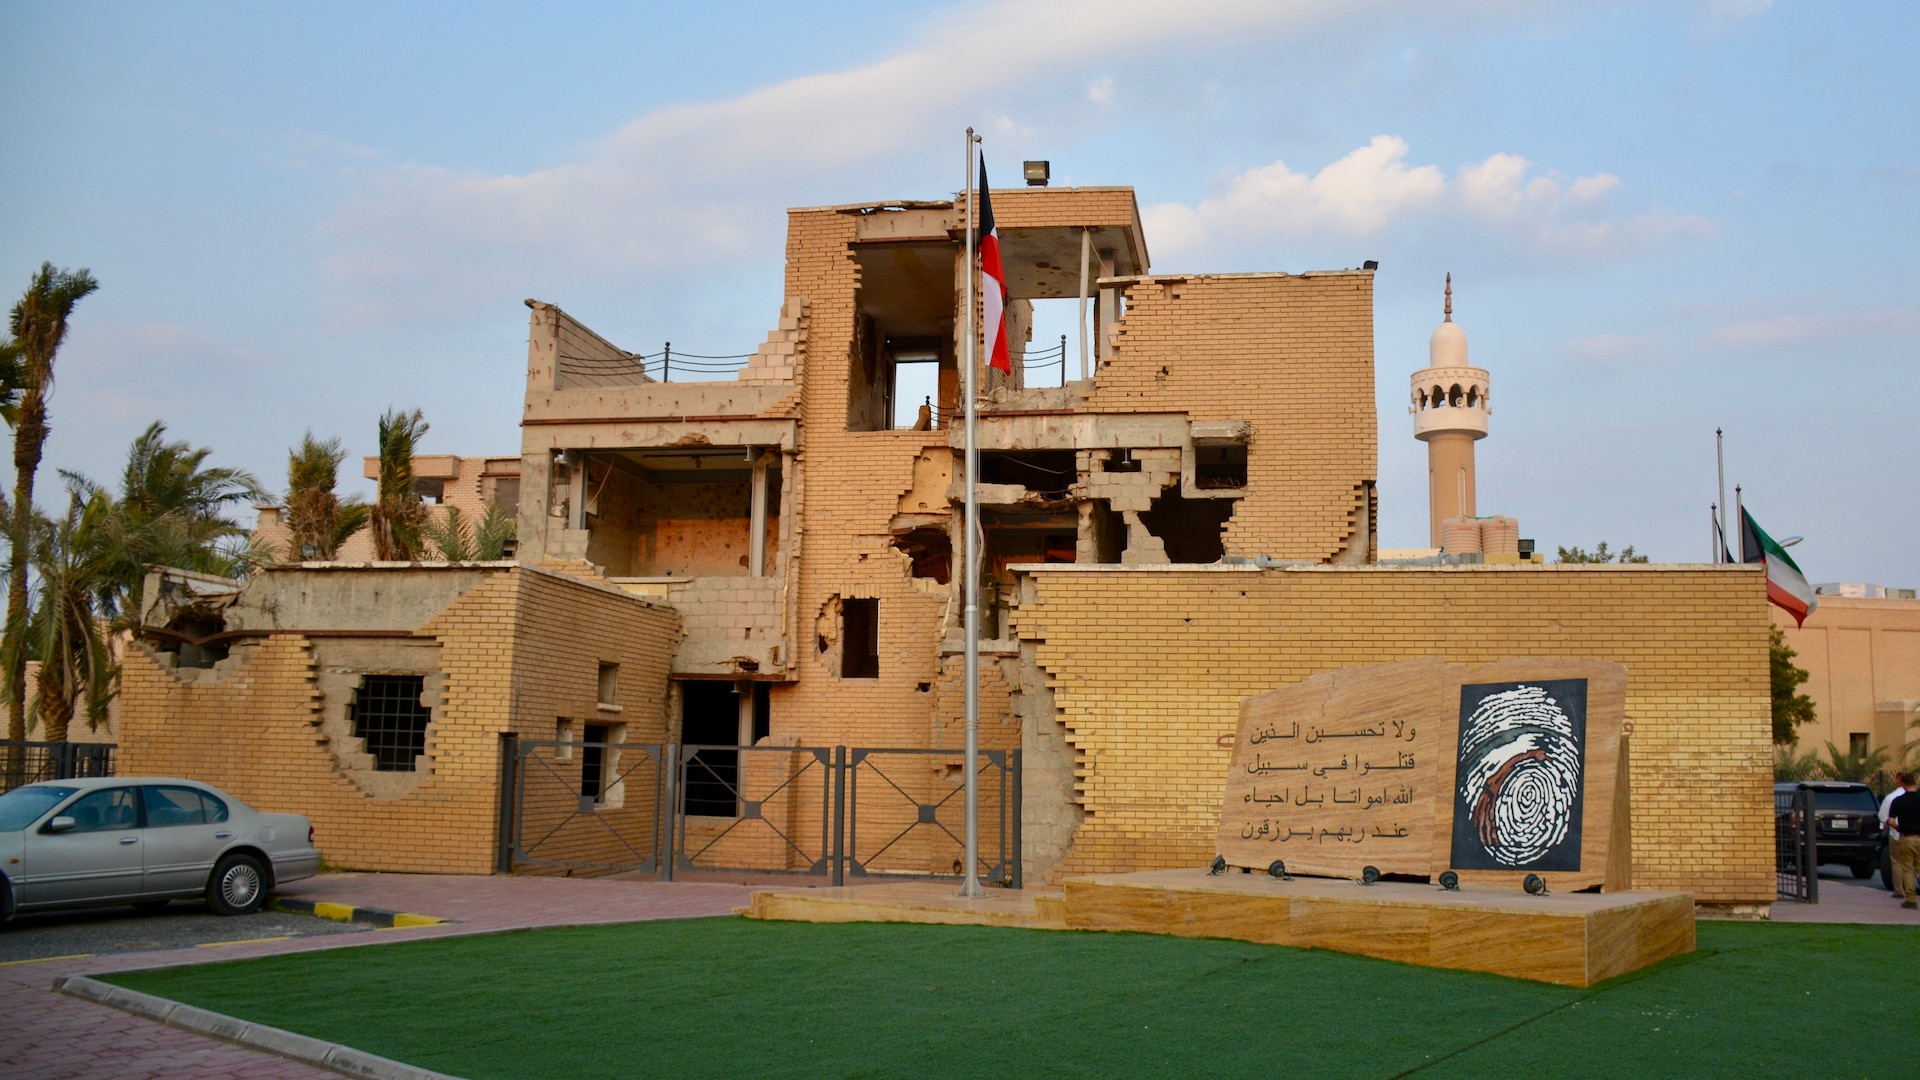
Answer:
1087;500;1125;563
916;682;931;693
892;526;953;584
1100;450;1141;473
349;675;431;772
979;450;1077;496
1139;492;1234;563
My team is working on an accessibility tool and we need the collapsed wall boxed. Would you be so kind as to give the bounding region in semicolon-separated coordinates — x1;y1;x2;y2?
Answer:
118;564;679;874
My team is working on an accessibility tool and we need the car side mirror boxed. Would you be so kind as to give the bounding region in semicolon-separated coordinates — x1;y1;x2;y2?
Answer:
45;815;76;834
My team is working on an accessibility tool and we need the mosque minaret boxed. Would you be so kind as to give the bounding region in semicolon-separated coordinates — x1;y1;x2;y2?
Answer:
1410;274;1490;549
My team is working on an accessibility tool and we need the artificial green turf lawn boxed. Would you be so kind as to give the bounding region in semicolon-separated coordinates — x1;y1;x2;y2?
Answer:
105;918;1916;1079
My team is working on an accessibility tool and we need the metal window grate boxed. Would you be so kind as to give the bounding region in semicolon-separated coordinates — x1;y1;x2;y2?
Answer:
351;675;431;772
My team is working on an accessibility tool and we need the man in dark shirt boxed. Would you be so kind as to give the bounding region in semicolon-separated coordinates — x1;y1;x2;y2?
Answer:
1888;773;1920;910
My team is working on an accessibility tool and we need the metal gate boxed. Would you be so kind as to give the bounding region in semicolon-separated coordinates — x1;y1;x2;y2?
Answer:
1775;784;1817;903
498;736;667;876
847;748;1020;887
497;736;1020;885
0;740;116;795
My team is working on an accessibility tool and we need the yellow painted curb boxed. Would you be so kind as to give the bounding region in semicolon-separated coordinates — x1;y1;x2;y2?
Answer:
391;913;444;928
312;901;356;922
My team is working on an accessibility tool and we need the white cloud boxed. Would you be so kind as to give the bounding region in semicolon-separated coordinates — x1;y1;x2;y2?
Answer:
1704;310;1920;349
1087;76;1116;105
1144;138;1710;262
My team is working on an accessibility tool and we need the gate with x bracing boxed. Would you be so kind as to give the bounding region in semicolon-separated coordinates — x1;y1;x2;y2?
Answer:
497;735;1020;886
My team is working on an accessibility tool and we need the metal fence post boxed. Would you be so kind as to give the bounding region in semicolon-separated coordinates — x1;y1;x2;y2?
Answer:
1010;748;1023;890
495;733;519;874
1799;786;1818;905
831;746;847;887
661;741;680;882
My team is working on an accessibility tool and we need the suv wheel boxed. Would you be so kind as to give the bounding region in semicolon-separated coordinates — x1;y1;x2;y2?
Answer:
1851;861;1876;880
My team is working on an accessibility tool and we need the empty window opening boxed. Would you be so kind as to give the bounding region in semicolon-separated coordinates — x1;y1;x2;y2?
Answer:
582;723;611;802
980;450;1078;497
351;675;431;772
847;232;961;432
1195;443;1248;489
576;448;770;577
597;662;619;707
1022;298;1084;388
842;599;880;678
889;353;941;430
681;681;741;817
892;526;953;584
1100;450;1142;473
1448;384;1464;406
1139;492;1234;563
1849;732;1871;757
1431;384;1445;407
752;683;771;744
412;477;446;504
1087;500;1126;563
1466;386;1480;408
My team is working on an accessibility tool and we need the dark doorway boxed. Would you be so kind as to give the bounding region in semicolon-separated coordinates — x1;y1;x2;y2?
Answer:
681;681;739;817
582;723;610;802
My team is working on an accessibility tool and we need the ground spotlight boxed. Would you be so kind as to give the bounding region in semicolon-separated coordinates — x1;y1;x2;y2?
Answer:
1438;870;1459;891
1268;860;1291;880
1523;874;1548;895
1360;865;1380;886
1208;855;1227;876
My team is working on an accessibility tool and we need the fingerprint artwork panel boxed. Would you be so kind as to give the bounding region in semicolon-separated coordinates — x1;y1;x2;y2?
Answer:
1218;657;1629;892
1449;679;1587;872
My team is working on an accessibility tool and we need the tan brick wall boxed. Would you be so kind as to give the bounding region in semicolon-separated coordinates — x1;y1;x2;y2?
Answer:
1776;596;1920;756
1094;273;1377;561
116;566;680;874
1014;563;1774;902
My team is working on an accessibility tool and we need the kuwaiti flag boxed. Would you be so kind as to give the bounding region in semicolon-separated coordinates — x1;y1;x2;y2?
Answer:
978;158;1011;374
1740;506;1817;627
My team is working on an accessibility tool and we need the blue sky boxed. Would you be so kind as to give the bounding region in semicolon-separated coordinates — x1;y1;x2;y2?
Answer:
1;0;1914;583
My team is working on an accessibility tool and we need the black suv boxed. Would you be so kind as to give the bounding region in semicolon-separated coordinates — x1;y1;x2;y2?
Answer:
1775;781;1884;879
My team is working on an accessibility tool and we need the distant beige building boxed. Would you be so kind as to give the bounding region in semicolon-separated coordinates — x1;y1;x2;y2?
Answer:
1778;586;1920;762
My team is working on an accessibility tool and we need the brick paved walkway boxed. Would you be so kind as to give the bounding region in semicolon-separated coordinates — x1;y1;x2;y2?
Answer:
2;874;750;1079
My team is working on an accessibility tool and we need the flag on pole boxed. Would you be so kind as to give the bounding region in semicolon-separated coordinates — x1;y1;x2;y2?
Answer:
977;158;1011;374
1739;506;1817;627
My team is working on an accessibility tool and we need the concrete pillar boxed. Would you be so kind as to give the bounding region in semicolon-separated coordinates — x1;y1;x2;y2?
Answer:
749;448;769;577
1096;250;1118;363
736;680;755;748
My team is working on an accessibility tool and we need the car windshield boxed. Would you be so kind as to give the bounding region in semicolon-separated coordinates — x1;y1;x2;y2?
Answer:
1812;788;1877;812
0;785;77;831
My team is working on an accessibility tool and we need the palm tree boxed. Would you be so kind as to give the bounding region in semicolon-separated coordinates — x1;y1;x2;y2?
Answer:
285;432;369;561
368;409;429;561
6;263;99;745
18;487;119;742
1813;740;1891;785
426;505;476;562
1774;744;1821;782
475;501;516;561
74;421;266;617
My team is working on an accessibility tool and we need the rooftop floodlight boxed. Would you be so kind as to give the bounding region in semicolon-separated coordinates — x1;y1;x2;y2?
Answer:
1362;260;1379;270
1523;873;1549;896
1208;854;1227;876
300;544;318;561
1268;859;1291;880
1023;160;1051;187
1438;870;1460;891
1360;865;1380;886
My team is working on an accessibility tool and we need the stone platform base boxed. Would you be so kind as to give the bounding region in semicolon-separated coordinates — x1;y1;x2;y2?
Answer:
743;881;1067;930
1066;869;1694;987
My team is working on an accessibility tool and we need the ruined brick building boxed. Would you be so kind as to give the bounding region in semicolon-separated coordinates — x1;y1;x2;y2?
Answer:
120;179;1775;905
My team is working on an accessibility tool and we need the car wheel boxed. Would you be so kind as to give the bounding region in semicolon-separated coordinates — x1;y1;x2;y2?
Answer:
1851;862;1876;880
207;854;267;916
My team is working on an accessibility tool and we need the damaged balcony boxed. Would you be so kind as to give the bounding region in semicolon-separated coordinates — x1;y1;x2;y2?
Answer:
541;445;792;680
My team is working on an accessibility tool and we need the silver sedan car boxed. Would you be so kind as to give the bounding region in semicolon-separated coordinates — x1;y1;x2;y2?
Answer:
0;777;321;919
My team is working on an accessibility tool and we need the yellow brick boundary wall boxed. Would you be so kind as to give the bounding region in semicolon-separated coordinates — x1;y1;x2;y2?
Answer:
1015;563;1774;904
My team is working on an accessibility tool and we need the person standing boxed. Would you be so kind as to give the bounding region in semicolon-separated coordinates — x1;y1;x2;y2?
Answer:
1881;780;1905;894
1887;773;1920;910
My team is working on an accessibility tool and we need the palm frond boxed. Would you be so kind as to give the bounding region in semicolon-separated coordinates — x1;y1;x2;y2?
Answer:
426;506;475;562
475;501;516;561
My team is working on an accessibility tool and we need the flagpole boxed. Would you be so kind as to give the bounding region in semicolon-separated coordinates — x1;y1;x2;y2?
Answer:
960;127;984;899
1715;427;1727;563
1734;485;1744;562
